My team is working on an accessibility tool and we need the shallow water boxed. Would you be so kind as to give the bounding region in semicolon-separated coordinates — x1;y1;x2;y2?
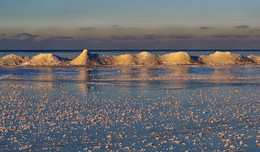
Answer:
0;65;259;151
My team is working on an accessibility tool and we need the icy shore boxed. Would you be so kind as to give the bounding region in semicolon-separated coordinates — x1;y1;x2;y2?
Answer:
0;49;259;67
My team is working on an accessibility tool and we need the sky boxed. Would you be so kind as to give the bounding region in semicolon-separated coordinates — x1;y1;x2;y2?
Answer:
0;0;260;50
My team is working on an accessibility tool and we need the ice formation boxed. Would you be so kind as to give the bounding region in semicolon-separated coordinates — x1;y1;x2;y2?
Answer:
0;50;259;67
112;53;137;65
112;51;192;65
161;51;193;64
0;54;29;66
22;53;64;66
136;52;161;65
199;51;247;65
112;52;161;65
70;49;99;66
248;55;260;64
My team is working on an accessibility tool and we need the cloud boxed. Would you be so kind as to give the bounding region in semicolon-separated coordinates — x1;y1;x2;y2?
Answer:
110;34;196;41
14;33;39;39
200;26;213;30
251;29;260;32
211;35;232;39
112;25;119;28
1;32;259;50
79;27;95;31
209;34;250;39
112;25;121;29
168;35;194;39
143;35;162;40
48;36;74;40
234;25;250;29
110;34;195;41
111;35;139;41
111;35;161;41
233;35;250;39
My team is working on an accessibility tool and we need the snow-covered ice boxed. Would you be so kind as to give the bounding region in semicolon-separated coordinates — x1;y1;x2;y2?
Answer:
0;64;259;151
0;49;259;67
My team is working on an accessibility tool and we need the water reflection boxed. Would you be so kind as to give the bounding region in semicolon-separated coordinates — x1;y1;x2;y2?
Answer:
3;66;254;95
76;67;93;95
210;66;240;83
36;68;56;88
166;66;191;83
118;67;145;94
115;66;193;92
119;67;160;87
171;66;190;76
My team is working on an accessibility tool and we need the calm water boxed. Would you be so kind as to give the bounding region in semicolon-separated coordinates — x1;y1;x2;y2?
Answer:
0;51;259;151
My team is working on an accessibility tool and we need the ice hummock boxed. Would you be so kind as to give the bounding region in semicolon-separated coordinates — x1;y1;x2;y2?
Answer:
70;49;100;66
0;54;29;66
22;53;67;66
161;51;193;65
111;51;193;65
0;50;259;67
112;53;137;65
198;51;248;65
248;55;260;64
112;52;161;65
137;52;161;65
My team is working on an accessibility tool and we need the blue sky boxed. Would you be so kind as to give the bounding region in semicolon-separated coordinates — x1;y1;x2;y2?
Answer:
0;0;260;50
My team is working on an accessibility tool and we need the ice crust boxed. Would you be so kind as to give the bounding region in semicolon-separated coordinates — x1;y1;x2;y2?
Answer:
0;54;29;66
0;49;259;67
22;53;66;66
248;55;260;64
161;51;193;64
199;51;248;65
70;49;99;66
112;52;161;65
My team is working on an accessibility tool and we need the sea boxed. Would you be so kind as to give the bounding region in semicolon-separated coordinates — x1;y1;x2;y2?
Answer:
0;50;259;151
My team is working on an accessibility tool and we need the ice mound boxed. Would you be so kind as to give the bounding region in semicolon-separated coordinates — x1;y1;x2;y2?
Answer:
22;53;64;66
136;52;161;65
70;49;99;66
112;52;161;65
113;51;193;65
113;54;136;65
161;51;193;64
1;49;259;67
0;54;29;66
248;55;260;64
98;55;114;65
199;51;247;65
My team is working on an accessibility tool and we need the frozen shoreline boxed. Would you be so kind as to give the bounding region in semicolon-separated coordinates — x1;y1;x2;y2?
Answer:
0;49;260;67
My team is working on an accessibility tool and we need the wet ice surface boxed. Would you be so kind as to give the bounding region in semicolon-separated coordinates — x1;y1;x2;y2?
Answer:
0;65;259;151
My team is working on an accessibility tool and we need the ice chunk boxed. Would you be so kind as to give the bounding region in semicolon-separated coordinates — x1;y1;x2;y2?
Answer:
136;51;161;65
22;53;64;66
199;51;247;65
0;54;29;66
161;51;193;65
70;49;99;66
248;55;260;64
113;52;162;65
113;54;137;65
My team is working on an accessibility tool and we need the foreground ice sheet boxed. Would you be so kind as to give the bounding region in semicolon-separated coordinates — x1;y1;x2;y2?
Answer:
0;65;259;151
